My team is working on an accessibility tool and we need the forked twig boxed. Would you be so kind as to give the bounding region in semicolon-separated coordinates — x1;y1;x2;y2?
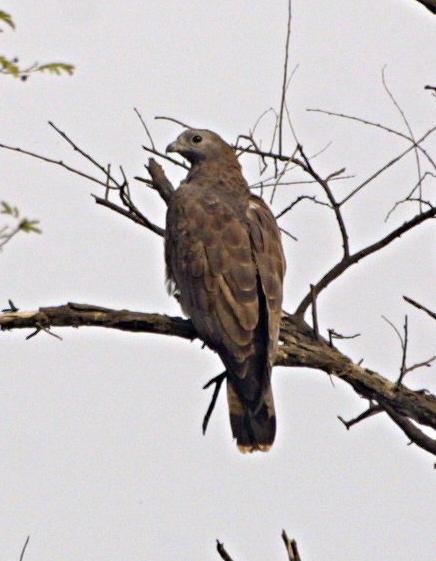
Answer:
295;205;436;317
338;403;383;430
381;67;423;212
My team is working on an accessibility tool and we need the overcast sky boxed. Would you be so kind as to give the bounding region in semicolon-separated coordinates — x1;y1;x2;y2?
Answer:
1;1;435;560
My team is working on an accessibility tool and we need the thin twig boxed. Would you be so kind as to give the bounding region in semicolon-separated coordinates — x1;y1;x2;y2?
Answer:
279;226;298;242
381;315;411;388
306;108;436;171
216;540;236;561
0;223;21;250
405;356;436;374
250;175;354;190
397;316;408;388
403;296;436;321
142;144;189;169
134;107;156;149
48;121;120;185
281;530;302;561
19;536;30;561
202;372;227;434
310;284;320;339
275;195;330;220
154;115;193;128
340;126;436;205
2;299;19;312
297;145;350;259
278;0;292;155
382;315;404;348
385;172;436;221
92;195;165;237
0;142;109;188
328;328;360;347
338;404;383;430
270;156;294;203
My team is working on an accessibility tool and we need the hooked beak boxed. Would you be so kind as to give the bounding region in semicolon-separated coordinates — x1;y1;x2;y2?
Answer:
166;141;179;154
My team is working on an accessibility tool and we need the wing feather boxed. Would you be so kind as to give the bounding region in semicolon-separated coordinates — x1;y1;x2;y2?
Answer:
247;196;286;360
165;186;261;375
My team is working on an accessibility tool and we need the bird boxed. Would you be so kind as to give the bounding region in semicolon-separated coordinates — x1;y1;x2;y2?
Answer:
165;128;285;452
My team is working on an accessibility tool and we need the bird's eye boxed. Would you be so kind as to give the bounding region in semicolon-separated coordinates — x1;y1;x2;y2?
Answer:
192;135;203;144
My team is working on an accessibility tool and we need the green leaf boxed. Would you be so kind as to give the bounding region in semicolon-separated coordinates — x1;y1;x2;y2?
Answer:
1;201;13;215
0;10;15;30
0;55;20;76
37;62;75;76
19;219;42;234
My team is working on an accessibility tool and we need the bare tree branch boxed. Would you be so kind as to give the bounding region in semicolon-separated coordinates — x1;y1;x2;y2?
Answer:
216;540;236;561
405;356;436;374
19;536;30;561
403;296;436;321
278;0;292;155
282;530;302;561
295;145;350;259
202;372;227;435
2;304;436;456
415;0;436;15
339;126;436;205
142;144;189;169
306;109;436;172
382;402;436;457
0;142;109;187
328;328;360;347
295;205;436;317
48;121;119;183
338;403;384;430
381;67;423;212
134;107;156;150
154;115;193;128
275;195;330;220
91;194;165;237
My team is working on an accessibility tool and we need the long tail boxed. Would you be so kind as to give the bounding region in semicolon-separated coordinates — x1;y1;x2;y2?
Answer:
227;379;276;453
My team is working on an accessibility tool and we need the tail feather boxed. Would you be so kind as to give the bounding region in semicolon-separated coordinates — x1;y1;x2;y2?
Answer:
227;379;276;453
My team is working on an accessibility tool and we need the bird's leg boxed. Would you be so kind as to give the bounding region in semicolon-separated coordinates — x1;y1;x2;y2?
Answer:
202;371;227;435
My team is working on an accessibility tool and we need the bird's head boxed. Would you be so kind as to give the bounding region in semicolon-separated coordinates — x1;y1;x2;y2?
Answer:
166;129;235;165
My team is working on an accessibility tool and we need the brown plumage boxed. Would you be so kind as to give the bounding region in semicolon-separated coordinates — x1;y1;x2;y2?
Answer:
165;129;285;452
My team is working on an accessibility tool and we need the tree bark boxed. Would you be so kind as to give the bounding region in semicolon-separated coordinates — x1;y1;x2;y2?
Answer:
2;302;435;456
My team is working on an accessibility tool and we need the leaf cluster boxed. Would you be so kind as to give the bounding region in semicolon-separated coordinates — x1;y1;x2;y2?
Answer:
0;201;41;250
0;9;74;80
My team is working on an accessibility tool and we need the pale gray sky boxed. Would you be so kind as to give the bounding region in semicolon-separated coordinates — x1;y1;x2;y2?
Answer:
1;1;435;560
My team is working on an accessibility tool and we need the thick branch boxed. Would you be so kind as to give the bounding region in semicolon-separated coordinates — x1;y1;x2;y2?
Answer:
0;303;196;339
415;0;436;14
2;304;435;453
382;402;436;456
